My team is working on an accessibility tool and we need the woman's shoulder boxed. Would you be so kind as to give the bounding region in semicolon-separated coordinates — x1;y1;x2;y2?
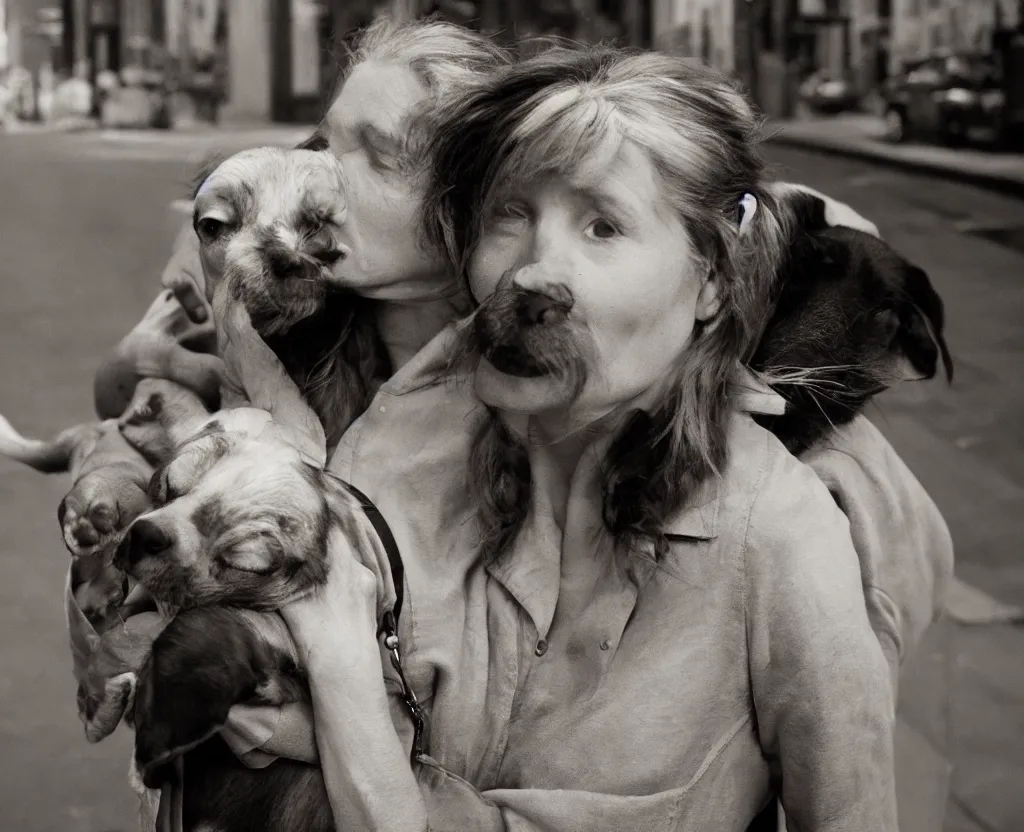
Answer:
713;413;854;550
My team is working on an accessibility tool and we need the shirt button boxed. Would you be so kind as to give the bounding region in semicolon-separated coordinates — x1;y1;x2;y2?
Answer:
600;639;611;651
379;405;387;413
534;639;548;657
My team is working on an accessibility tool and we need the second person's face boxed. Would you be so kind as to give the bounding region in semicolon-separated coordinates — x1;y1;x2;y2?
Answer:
324;60;451;300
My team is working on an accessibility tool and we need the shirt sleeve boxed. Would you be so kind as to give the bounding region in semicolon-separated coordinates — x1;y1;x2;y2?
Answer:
801;416;953;693
744;444;898;832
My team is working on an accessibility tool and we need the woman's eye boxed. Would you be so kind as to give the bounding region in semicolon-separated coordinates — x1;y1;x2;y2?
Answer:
494;201;529;221
586;218;620;240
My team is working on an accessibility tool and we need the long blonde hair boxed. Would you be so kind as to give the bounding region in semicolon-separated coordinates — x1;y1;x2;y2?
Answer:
426;46;793;560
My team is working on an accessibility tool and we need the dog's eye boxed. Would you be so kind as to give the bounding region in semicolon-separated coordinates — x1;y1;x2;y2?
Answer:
147;468;167;505
196;217;228;240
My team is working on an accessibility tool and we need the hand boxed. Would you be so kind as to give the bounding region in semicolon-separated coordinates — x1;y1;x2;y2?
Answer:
124;291;224;405
160;221;210;325
281;525;381;670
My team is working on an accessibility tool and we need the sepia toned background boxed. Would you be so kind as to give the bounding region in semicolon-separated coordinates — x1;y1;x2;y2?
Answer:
1;1;1023;831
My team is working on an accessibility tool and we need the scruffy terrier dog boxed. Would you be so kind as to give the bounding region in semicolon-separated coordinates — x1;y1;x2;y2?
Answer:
190;147;390;449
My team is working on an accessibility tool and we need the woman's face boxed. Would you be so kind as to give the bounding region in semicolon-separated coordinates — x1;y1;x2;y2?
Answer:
467;141;721;429
324;60;450;300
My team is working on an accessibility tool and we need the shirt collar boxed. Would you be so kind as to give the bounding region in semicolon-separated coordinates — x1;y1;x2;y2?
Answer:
660;367;785;542
380;333;782;546
378;323;462;397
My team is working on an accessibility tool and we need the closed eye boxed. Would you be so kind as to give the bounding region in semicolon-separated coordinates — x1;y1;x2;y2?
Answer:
491;200;530;222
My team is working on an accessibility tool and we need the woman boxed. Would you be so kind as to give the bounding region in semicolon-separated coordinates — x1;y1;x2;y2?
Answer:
248;43;950;832
71;19;950;832
91;17;510;420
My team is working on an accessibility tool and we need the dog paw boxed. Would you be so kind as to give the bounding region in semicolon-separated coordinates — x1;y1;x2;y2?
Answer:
71;555;127;631
79;672;137;743
59;475;150;560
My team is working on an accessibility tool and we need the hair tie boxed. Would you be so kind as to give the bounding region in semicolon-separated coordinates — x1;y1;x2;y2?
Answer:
738;193;758;235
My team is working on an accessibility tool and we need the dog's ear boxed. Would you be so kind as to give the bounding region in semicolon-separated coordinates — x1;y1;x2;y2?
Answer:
189;152;229;201
786;189;830;235
295;131;329;151
894;263;954;383
132;609;267;789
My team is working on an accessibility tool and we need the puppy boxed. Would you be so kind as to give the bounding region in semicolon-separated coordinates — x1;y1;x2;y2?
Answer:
116;408;393;832
750;190;954;455
0;380;210;629
191;147;390;449
0;410;148;630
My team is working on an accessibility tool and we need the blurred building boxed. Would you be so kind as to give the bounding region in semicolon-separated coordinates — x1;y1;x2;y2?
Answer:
652;0;735;73
890;0;1020;71
652;0;899;117
3;0;659;124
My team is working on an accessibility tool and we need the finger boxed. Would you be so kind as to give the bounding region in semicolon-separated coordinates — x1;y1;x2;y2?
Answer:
167;277;209;325
161;225;209;324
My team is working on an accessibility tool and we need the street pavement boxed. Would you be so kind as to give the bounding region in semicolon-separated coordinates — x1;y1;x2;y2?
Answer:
0;129;1022;831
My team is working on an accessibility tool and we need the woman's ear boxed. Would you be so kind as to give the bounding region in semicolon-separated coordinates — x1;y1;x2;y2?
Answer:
695;277;721;322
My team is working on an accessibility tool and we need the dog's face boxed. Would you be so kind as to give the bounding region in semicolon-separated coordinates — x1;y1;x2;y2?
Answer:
113;409;349;611
192;147;350;337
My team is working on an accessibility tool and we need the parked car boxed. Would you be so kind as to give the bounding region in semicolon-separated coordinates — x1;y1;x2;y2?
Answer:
882;53;1010;146
799;71;861;114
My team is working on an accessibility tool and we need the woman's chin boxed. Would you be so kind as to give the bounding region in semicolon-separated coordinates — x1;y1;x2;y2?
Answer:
473;358;575;414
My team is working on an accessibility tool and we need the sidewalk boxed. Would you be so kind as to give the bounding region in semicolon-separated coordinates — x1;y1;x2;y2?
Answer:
769;113;1024;199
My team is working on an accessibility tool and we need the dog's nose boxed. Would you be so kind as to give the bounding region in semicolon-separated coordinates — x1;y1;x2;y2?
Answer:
267;246;309;280
517;289;573;326
122;518;173;565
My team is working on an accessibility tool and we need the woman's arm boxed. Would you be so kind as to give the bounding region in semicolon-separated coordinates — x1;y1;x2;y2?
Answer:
283;526;428;831
801;415;954;691
746;445;898;832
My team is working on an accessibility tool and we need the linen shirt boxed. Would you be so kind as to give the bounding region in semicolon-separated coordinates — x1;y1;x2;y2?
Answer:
326;326;900;831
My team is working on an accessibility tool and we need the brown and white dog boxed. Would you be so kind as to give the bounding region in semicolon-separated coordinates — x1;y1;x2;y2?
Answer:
0;378;209;631
190;147;390;449
117;408;393;832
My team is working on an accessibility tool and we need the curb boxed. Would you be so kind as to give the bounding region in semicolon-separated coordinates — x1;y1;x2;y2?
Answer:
769;133;1024;200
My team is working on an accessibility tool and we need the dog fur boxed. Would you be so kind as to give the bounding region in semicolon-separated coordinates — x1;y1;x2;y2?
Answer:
119;406;393;832
191;147;390;450
751;190;954;455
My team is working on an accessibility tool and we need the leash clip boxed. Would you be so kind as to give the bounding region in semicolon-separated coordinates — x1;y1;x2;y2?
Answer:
378;608;428;766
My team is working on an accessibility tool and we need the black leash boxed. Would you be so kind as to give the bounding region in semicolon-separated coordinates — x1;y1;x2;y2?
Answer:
343;483;428;766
